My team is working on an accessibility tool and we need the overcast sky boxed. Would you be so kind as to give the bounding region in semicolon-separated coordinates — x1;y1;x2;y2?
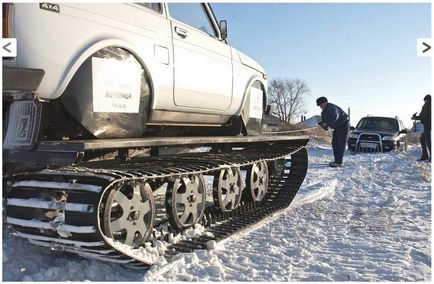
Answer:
212;3;431;127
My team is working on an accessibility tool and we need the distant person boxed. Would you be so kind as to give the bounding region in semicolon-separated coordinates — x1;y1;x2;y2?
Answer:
316;97;350;167
412;94;431;162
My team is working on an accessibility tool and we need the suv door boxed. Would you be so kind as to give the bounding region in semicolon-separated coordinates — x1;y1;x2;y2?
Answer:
398;119;407;145
168;3;232;111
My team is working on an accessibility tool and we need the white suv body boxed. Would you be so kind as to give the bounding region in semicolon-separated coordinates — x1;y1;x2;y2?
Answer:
4;3;267;129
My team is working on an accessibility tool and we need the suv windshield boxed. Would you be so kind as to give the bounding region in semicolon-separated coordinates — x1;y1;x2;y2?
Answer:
356;117;399;132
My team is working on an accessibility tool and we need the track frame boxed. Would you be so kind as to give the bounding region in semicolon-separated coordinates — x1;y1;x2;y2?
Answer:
5;136;309;269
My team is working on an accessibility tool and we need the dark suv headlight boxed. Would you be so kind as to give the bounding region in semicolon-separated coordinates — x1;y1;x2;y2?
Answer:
349;133;359;139
382;135;398;142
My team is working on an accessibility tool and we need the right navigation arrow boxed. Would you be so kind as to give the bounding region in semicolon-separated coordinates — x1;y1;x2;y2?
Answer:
422;42;431;53
417;38;433;57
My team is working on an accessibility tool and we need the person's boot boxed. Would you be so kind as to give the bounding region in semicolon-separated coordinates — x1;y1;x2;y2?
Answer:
329;162;342;167
417;157;429;161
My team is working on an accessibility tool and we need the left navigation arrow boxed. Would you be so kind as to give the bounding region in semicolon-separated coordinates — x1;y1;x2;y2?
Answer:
3;42;12;53
0;38;17;57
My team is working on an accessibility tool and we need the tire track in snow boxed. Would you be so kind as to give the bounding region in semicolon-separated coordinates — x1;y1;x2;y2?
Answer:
291;179;338;208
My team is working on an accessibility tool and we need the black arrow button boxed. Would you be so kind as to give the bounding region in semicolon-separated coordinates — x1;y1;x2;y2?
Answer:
422;42;431;53
3;41;11;53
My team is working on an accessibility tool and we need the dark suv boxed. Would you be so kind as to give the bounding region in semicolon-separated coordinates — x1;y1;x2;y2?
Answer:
347;116;408;152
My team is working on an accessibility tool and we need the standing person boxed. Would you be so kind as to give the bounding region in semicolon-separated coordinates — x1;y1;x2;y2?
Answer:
412;94;431;162
316;97;350;167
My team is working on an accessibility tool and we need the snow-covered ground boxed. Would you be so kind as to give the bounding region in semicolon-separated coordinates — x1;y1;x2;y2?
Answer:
2;139;431;281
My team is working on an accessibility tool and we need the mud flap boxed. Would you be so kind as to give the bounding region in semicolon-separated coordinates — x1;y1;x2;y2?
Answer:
242;83;264;136
3;99;42;150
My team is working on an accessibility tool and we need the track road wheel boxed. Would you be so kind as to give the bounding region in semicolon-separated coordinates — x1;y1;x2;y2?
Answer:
103;181;155;248
166;174;206;230
268;158;284;176
213;167;242;212
245;161;269;202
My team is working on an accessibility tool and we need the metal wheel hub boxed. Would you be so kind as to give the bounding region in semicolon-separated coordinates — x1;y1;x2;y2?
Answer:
129;211;140;221
247;161;269;202
103;182;155;247
214;167;242;212
166;175;206;230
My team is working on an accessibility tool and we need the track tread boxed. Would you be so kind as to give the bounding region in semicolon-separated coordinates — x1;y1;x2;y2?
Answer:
6;142;308;268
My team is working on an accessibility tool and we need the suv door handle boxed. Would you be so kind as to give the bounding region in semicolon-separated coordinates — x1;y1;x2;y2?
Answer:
175;27;188;38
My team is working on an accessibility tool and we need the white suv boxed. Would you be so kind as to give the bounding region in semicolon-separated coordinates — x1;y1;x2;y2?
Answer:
3;3;268;144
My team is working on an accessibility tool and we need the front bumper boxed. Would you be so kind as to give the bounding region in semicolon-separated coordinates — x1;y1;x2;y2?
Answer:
3;67;45;95
347;137;398;152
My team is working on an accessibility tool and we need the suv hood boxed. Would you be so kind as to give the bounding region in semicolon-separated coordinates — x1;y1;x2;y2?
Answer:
237;50;265;74
352;130;399;137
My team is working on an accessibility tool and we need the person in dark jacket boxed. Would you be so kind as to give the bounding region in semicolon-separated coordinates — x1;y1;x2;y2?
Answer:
316;96;350;167
412;94;431;161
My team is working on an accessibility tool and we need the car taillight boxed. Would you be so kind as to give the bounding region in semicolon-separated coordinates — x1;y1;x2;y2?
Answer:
2;3;12;38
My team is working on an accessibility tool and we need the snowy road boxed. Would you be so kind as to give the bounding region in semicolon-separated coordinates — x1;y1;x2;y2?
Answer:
2;139;431;281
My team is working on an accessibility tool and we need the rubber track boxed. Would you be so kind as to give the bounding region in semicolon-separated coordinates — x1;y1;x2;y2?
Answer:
6;142;308;270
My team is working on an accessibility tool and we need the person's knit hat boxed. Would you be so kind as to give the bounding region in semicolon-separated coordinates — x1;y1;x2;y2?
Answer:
316;96;328;106
424;94;431;101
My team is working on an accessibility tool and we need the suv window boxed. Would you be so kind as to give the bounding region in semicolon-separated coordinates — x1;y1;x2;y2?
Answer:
137;3;162;13
168;3;216;36
357;117;399;132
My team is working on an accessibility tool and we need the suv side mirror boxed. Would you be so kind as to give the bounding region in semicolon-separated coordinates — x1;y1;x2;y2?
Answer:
220;20;227;40
350;126;355;131
399;129;408;134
